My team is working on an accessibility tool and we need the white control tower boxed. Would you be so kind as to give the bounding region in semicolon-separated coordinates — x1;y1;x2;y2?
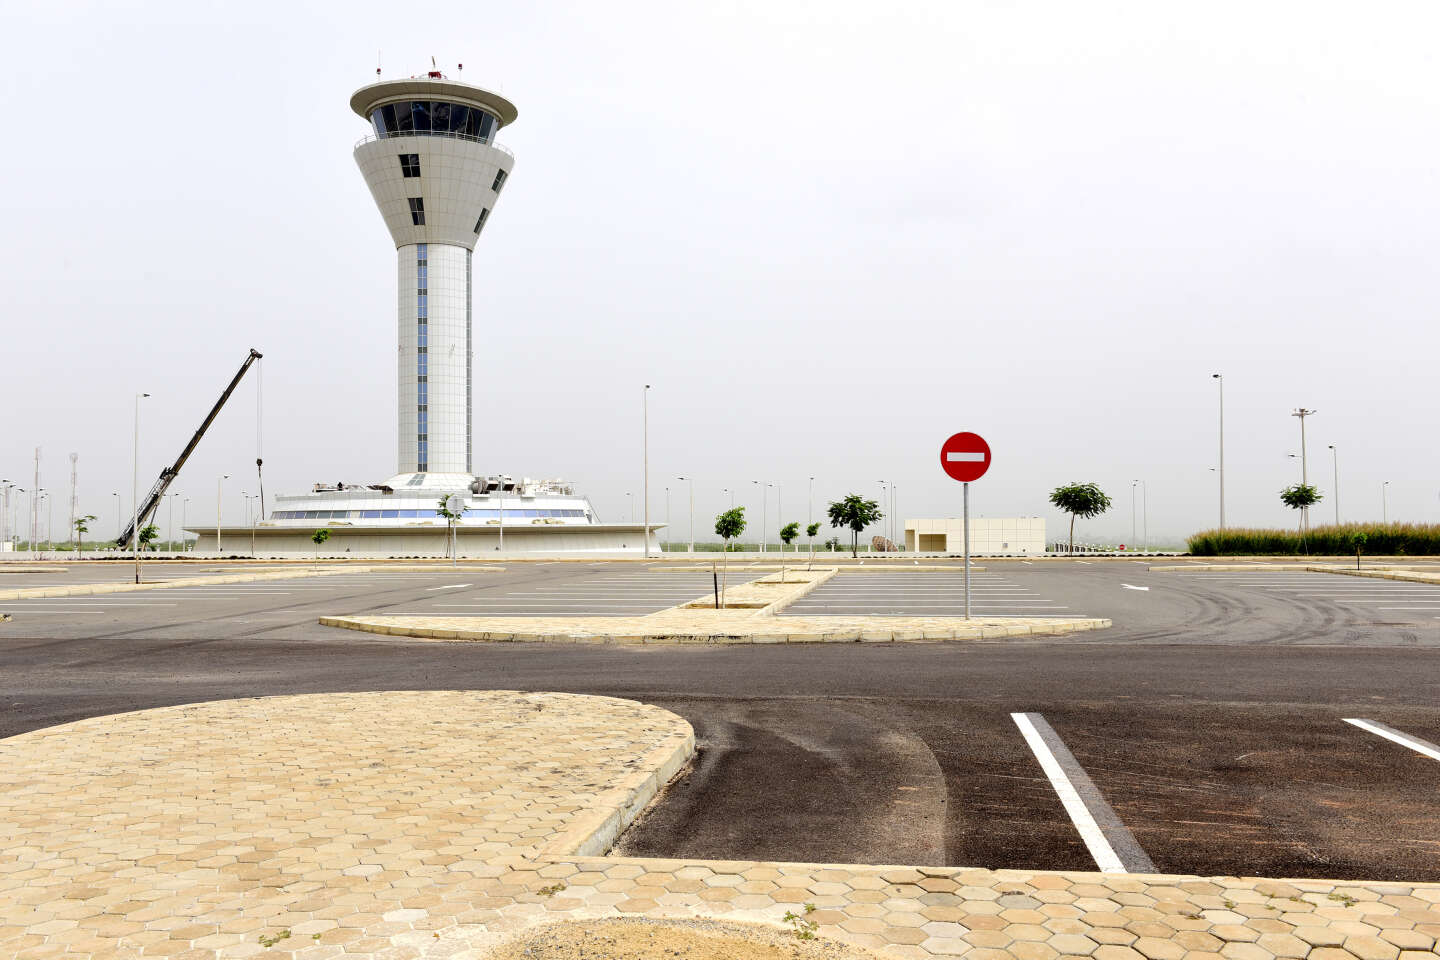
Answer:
350;72;517;479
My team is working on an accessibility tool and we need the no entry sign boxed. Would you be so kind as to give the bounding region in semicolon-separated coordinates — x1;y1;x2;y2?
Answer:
940;432;991;483
938;430;990;620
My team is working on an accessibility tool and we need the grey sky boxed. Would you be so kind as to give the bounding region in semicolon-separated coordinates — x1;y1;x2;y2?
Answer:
3;0;1437;545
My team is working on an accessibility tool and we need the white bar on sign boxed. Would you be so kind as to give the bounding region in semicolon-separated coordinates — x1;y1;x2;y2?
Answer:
946;452;985;462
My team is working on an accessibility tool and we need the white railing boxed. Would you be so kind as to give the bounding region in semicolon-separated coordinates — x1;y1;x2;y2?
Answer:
353;131;514;158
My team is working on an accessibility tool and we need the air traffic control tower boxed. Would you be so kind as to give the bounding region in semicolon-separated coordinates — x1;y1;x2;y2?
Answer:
350;72;517;479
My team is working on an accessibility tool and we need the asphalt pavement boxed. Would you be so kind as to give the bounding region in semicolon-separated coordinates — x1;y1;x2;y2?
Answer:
2;559;1439;882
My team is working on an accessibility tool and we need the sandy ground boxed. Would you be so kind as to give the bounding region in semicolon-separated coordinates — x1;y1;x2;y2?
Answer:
482;917;887;959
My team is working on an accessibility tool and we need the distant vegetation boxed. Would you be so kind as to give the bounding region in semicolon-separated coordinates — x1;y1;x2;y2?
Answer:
1189;523;1440;556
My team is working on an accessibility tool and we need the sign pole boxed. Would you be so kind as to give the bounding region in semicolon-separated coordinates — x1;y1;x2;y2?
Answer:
963;481;970;619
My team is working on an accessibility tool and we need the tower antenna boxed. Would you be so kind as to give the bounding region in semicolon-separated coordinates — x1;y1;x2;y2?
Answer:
376;49;382;77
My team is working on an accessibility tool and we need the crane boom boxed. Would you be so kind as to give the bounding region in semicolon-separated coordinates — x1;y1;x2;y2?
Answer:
116;348;263;548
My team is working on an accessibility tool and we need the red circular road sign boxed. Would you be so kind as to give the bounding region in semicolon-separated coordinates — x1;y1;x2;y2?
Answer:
940;432;991;483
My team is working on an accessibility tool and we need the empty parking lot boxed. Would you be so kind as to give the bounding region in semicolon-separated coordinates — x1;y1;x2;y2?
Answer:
2;559;1439;881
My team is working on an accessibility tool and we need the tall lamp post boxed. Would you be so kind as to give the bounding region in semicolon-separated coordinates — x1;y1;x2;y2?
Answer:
642;384;651;558
751;480;767;553
132;392;150;582
1292;408;1317;532
1328;445;1339;525
217;475;229;555
1382;481;1390;524
676;476;693;554
1130;480;1138;549
1212;374;1224;530
664;486;670;553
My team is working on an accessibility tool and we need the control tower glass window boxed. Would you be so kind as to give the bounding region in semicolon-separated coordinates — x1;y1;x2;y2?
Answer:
398;154;420;177
370;102;498;143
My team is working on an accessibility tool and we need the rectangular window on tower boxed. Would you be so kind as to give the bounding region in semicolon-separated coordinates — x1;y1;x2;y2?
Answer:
473;208;489;234
408;197;425;225
398;154;421;177
491;169;507;192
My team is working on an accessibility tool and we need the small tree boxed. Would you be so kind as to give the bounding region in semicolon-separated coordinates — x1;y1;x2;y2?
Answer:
1350;530;1368;570
138;523;159;551
714;507;746;607
806;522;821;567
73;514;97;558
827;495;883;558
438;496;462;559
1049;482;1112;554
1279;484;1321;541
311;528;330;565
779;522;799;582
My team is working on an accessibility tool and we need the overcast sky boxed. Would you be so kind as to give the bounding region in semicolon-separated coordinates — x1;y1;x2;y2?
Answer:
3;0;1438;546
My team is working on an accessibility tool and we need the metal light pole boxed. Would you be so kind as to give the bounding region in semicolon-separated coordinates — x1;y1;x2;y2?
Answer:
808;477;814;532
1143;481;1148;552
1292;408;1316;531
664;486;670;553
1328;445;1339;525
0;480;12;547
751;481;766;553
642;384;651;558
677;477;693;554
1213;374;1224;530
217;475;228;554
1382;481;1390;524
627;492;633;523
132;392;149;582
1131;480;1138;549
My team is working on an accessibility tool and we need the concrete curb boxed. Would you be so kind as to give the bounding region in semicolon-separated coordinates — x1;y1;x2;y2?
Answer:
0;564;507;602
0;567;361;601
656;564;988;573
316;614;1112;644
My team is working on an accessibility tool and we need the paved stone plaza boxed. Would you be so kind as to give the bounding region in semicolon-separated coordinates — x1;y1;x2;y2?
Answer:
2;691;1437;959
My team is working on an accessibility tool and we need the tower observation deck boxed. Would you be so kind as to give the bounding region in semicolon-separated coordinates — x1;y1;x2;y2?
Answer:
350;74;518;478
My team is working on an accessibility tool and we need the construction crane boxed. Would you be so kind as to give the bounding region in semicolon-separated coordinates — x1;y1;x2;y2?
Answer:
116;349;263;548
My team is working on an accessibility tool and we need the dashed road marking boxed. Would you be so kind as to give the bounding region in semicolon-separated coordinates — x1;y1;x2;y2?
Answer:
1011;712;1155;874
1344;718;1440;763
1120;584;1149;591
426;584;473;591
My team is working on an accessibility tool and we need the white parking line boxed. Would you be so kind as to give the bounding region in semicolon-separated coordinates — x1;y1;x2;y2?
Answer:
1011;713;1154;874
1120;584;1150;591
1344;718;1440;762
426;584;473;591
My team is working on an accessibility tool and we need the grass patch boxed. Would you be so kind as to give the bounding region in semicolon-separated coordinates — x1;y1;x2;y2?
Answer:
1188;523;1440;556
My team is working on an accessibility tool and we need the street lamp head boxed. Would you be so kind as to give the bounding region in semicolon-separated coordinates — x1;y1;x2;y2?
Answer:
1212;373;1221;379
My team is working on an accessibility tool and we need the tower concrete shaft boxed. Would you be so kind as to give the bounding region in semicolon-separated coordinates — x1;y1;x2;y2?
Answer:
350;76;517;476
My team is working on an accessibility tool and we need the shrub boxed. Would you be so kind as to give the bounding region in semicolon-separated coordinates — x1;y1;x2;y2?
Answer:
1188;523;1440;556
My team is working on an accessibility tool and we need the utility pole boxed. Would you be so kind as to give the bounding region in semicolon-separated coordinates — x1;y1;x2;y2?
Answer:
642;384;651;558
1213;374;1225;530
1292;408;1316;532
